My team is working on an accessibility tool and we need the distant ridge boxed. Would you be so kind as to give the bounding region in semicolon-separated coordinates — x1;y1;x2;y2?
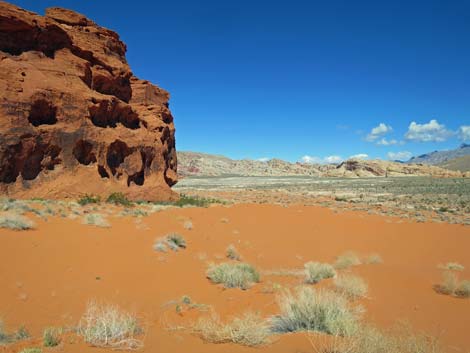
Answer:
407;144;470;165
177;151;468;178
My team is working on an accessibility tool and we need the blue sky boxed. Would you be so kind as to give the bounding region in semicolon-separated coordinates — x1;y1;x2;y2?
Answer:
10;0;470;162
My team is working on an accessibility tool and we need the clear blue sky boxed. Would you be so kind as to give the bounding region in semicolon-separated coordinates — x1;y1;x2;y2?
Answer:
10;0;470;162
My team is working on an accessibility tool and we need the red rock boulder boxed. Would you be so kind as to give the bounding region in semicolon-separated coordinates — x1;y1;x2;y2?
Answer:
0;2;177;201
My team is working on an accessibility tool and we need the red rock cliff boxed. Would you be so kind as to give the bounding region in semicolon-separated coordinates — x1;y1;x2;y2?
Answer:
0;2;177;201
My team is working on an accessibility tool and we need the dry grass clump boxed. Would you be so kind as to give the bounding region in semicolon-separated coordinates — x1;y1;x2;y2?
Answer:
43;327;61;347
322;324;443;353
0;321;30;345
334;252;361;269
194;312;270;346
334;274;368;299
78;301;143;350
0;213;35;230
82;213;110;228
226;244;241;261
304;262;336;284
19;349;42;353
271;287;360;336
364;253;383;264
262;268;304;277
438;262;465;271
207;262;260;289
455;280;470;298
435;271;470;298
153;233;187;252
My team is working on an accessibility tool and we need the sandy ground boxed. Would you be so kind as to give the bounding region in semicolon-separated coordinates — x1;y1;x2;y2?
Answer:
1;203;470;352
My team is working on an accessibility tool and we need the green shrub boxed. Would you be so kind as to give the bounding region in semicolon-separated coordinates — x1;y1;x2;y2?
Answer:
304;262;336;284
43;327;61;347
78;194;101;206
106;192;132;207
207;262;260;289
271;286;360;335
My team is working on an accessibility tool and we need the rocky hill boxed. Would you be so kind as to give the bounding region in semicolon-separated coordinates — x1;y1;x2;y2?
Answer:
438;155;470;172
0;2;177;201
408;144;470;165
178;151;468;178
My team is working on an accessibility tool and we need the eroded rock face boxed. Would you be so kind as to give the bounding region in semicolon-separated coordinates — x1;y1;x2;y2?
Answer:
0;3;177;201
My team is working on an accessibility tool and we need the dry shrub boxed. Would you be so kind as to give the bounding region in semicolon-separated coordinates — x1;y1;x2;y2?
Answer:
78;301;143;350
226;244;241;261
271;286;361;336
207;262;260;289
316;324;442;353
194;312;270;346
434;271;470;298
334;274;368;299
334;252;361;270
438;262;464;271
304;262;336;284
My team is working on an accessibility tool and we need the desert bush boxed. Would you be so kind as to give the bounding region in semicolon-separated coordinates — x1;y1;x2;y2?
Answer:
106;192;132;207
166;233;186;250
82;213;110;228
455;280;470;298
78;194;101;206
226;244;241;261
0;213;35;230
207;262;260;289
319;324;443;353
0;321;30;345
438;262;464;271
334;251;361;269
304;262;336;284
194;312;270;346
78;301;142;350
271;286;360;335
334;274;368;299
173;194;222;207
153;234;186;252
19;349;42;353
183;220;193;230
43;327;61;347
364;253;383;264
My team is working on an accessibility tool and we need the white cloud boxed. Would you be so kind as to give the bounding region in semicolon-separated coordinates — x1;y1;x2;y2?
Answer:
300;155;322;164
366;123;393;142
387;151;412;161
349;153;369;160
405;119;453;142
300;155;343;164
257;157;270;162
458;126;470;142
376;138;399;146
325;155;343;164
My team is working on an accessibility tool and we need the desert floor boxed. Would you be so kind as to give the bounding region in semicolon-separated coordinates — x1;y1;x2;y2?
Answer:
1;203;470;352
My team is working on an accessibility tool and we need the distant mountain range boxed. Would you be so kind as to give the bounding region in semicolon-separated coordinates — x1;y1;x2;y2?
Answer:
407;144;470;165
177;151;468;178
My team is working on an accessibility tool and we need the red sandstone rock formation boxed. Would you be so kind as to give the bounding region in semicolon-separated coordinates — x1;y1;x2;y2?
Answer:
0;3;177;201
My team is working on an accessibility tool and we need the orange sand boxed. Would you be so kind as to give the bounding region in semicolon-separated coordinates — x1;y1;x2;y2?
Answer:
1;204;469;352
